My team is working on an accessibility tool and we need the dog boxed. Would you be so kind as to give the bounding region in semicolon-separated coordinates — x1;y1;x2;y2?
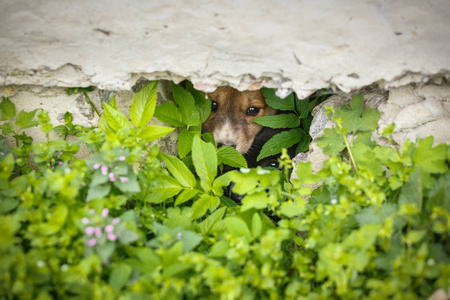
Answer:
202;86;277;154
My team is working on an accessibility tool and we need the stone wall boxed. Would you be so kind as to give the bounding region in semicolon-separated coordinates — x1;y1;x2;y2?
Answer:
1;1;449;160
1;1;449;97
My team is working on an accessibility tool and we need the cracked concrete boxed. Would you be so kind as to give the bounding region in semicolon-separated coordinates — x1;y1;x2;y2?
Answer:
1;0;449;97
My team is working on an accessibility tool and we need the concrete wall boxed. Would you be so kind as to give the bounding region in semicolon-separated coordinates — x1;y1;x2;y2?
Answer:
1;1;449;152
1;1;449;96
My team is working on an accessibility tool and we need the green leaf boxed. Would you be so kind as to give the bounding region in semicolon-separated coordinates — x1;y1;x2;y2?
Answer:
226;170;259;195
64;111;74;124
399;167;422;208
154;101;184;127
297;97;310;118
198;207;226;235
414;137;448;174
109;95;118;110
261;88;295;111
254;114;300;129
172;83;201;127
144;176;183;204
175;188;200;206
219;196;239;207
178;230;203;252
185;81;211;123
212;173;232;196
192;135;217;191
163;242;183;268
191;194;220;219
426;173;450;212
86;184;111;202
0;97;16;121
296;135;311;153
294;161;320;186
217;146;247;168
103;101;131;132
114;172;141;193
257;128;304;161
109;264;132;291
52;125;69;134
130;81;158;127
251;213;262;238
209;240;229;258
138;125;174;142
316;127;346;156
98;114;114;133
0;122;14;135
15;109;38;129
135;248;160;270
225;217;252;241
160;153;196;188
241;190;270;211
279;199;306;218
334;94;380;133
97;243;116;263
177;128;195;158
40;204;68;235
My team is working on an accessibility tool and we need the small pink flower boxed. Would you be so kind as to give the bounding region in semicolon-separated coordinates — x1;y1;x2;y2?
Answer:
105;225;114;233
119;177;129;183
101;165;108;175
118;156;126;161
109;173;116;182
81;217;89;224
102;208;109;217
93;163;101;169
112;218;120;225
58;161;63;165
94;227;102;237
89;209;95;214
88;238;97;247
85;226;95;235
177;232;182;240
107;234;117;241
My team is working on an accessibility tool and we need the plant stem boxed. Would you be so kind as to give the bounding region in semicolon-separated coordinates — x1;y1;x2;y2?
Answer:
82;91;101;118
343;133;359;177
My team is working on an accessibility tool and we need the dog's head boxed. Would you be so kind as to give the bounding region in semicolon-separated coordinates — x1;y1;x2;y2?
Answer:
202;86;276;154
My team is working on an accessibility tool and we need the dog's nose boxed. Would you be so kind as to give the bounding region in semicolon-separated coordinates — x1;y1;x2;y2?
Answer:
217;142;236;148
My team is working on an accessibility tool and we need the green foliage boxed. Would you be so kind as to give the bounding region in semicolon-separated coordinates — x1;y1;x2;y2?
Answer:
256;88;330;161
0;88;449;300
155;82;247;169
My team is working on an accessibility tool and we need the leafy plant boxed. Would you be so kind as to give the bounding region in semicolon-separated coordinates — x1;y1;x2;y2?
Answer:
0;85;448;300
154;81;247;170
255;88;331;161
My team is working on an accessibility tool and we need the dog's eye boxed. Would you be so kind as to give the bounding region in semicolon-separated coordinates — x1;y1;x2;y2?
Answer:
211;101;218;112
247;107;260;116
268;160;279;168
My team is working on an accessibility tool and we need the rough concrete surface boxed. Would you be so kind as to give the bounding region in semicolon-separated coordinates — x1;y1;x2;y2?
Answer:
1;0;450;97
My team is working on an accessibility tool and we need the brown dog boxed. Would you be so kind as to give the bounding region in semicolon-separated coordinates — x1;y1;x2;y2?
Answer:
202;86;277;154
